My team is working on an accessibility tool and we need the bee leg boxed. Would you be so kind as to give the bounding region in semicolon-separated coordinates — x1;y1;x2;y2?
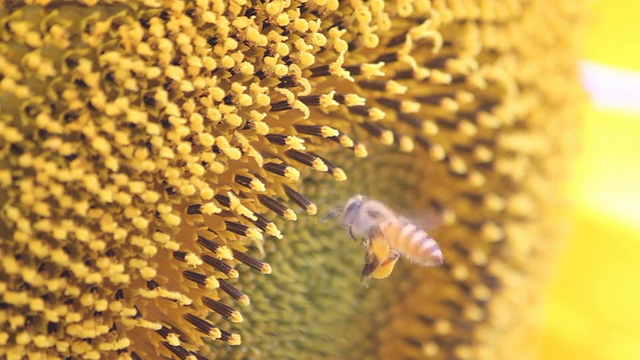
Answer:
348;226;356;241
369;249;400;280
360;263;374;287
359;239;378;285
360;253;379;286
380;249;400;267
367;224;384;239
364;239;376;262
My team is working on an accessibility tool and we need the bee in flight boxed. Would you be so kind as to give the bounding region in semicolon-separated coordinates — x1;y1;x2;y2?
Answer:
327;195;444;284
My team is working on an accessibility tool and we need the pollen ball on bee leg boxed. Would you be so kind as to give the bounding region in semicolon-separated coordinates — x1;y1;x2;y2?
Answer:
360;235;401;285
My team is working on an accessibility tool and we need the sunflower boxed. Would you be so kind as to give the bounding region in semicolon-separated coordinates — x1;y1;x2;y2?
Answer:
0;0;584;359
540;1;640;358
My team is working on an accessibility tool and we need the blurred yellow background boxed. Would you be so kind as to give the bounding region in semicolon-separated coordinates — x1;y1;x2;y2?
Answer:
539;1;640;359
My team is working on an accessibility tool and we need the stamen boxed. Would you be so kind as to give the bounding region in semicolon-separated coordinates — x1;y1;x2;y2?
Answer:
183;313;222;339
232;249;272;274
283;184;317;215
258;194;297;220
202;297;243;323
218;278;250;306
202;255;238;278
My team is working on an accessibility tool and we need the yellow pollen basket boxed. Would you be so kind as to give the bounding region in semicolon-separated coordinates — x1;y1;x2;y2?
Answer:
362;231;399;282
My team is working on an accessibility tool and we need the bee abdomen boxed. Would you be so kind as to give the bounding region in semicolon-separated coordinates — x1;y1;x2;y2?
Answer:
394;218;443;266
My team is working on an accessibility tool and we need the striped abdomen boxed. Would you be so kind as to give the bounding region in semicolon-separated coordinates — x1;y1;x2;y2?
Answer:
382;217;443;266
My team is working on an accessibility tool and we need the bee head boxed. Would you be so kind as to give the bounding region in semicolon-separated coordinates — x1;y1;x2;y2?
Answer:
342;195;364;224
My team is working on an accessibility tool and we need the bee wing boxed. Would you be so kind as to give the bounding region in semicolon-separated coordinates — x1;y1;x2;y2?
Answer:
401;198;455;230
398;212;442;232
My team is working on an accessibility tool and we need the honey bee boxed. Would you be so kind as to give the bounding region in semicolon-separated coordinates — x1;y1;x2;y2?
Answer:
328;195;444;283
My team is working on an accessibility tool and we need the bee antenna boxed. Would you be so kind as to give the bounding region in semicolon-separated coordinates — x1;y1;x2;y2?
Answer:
320;207;343;223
